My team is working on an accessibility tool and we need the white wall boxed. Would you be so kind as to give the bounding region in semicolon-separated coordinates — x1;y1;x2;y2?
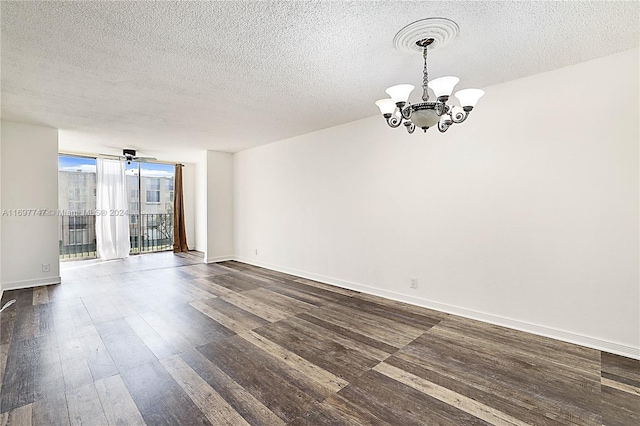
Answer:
0;132;2;298
234;48;640;359
201;150;234;262
1;121;61;290
194;154;207;253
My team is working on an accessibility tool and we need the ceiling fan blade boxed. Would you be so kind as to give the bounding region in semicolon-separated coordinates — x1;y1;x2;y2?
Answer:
133;156;157;162
98;153;125;159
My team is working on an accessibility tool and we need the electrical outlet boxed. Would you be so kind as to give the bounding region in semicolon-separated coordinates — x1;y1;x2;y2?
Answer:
410;277;418;289
42;263;50;273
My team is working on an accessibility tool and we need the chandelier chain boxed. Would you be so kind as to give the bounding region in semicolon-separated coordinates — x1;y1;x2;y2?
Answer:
422;46;429;102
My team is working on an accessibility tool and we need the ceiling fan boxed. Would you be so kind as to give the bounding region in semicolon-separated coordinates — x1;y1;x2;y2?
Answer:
100;149;157;164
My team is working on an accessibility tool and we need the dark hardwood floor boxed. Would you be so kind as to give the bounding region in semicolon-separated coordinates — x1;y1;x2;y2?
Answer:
0;251;638;425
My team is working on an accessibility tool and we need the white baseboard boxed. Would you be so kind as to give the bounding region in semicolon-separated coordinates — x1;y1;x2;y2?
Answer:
206;255;234;264
234;256;640;360
1;276;62;291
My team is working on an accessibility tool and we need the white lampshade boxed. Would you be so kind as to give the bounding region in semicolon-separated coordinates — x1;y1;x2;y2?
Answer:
385;84;414;104
428;76;459;98
454;88;485;108
375;99;397;115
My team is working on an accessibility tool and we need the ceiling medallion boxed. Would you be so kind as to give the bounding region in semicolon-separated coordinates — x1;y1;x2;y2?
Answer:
392;17;459;53
376;18;484;134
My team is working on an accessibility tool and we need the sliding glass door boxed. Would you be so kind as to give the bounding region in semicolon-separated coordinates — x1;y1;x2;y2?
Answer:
58;155;97;259
59;154;175;259
127;161;175;254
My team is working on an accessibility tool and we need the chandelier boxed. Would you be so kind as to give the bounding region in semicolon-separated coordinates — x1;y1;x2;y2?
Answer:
375;18;484;134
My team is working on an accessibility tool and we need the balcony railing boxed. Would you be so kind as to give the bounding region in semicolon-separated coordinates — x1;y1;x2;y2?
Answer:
59;215;97;259
129;213;173;253
59;213;173;259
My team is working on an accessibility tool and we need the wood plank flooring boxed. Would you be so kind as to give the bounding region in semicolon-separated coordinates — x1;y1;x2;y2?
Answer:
0;251;638;425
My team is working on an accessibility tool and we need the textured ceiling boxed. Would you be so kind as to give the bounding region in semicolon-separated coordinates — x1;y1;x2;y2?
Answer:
1;1;638;163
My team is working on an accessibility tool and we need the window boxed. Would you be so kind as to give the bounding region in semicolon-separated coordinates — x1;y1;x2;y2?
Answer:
69;229;89;245
170;191;174;202
130;189;139;198
146;178;160;203
68;222;88;245
146;190;160;203
130;202;139;212
165;179;174;191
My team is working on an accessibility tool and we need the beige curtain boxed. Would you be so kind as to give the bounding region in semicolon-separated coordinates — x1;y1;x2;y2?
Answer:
173;164;188;252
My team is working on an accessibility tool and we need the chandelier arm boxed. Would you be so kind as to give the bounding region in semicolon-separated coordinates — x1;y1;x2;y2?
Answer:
401;105;412;120
449;109;469;124
437;120;451;133
404;122;415;134
435;101;447;116
385;115;404;128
